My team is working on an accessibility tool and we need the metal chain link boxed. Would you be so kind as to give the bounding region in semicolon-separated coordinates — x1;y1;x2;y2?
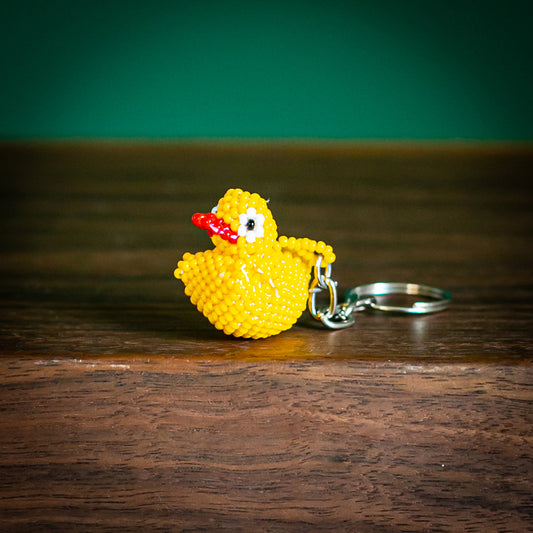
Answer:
308;255;452;329
309;256;361;329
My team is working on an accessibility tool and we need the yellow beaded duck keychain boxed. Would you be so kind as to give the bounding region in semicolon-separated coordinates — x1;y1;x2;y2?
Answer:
175;188;335;338
175;188;451;339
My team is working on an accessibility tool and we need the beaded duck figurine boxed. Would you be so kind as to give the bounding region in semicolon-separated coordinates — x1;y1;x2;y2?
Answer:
174;188;335;339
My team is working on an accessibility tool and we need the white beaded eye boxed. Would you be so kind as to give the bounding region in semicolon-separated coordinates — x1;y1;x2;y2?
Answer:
211;205;218;214
237;208;265;243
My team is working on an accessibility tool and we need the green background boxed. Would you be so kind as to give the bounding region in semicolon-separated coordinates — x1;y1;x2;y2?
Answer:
1;0;532;140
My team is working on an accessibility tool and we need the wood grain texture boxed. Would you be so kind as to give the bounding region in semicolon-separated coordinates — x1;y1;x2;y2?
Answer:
0;142;532;531
1;357;532;532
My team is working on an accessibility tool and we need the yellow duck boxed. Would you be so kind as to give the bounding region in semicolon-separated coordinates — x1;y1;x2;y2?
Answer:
174;188;336;339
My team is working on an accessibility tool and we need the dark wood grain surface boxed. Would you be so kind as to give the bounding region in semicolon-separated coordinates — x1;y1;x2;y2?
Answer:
1;142;532;531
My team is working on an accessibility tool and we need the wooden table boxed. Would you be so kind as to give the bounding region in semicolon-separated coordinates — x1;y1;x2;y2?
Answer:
1;142;532;531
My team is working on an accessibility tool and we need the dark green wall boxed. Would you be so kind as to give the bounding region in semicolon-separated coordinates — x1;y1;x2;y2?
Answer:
2;0;532;140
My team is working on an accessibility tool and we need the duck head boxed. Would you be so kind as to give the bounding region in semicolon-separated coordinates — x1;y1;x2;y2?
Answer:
192;188;278;255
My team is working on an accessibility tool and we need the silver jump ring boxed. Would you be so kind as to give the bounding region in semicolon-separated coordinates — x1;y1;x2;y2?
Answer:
313;255;332;289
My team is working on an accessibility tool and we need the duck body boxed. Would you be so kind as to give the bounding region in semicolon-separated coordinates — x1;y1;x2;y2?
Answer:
174;188;335;339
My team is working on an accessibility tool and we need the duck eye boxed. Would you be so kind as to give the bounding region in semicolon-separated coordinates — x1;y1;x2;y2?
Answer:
238;208;264;243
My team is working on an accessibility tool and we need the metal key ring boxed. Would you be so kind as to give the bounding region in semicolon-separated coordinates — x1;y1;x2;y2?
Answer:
345;282;452;314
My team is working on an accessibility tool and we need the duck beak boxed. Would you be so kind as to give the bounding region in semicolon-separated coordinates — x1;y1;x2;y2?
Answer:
192;213;239;244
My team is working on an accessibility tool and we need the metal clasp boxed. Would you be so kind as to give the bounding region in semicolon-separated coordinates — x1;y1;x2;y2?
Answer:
308;257;451;330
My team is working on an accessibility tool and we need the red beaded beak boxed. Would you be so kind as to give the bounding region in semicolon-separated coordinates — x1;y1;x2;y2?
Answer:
192;213;239;244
